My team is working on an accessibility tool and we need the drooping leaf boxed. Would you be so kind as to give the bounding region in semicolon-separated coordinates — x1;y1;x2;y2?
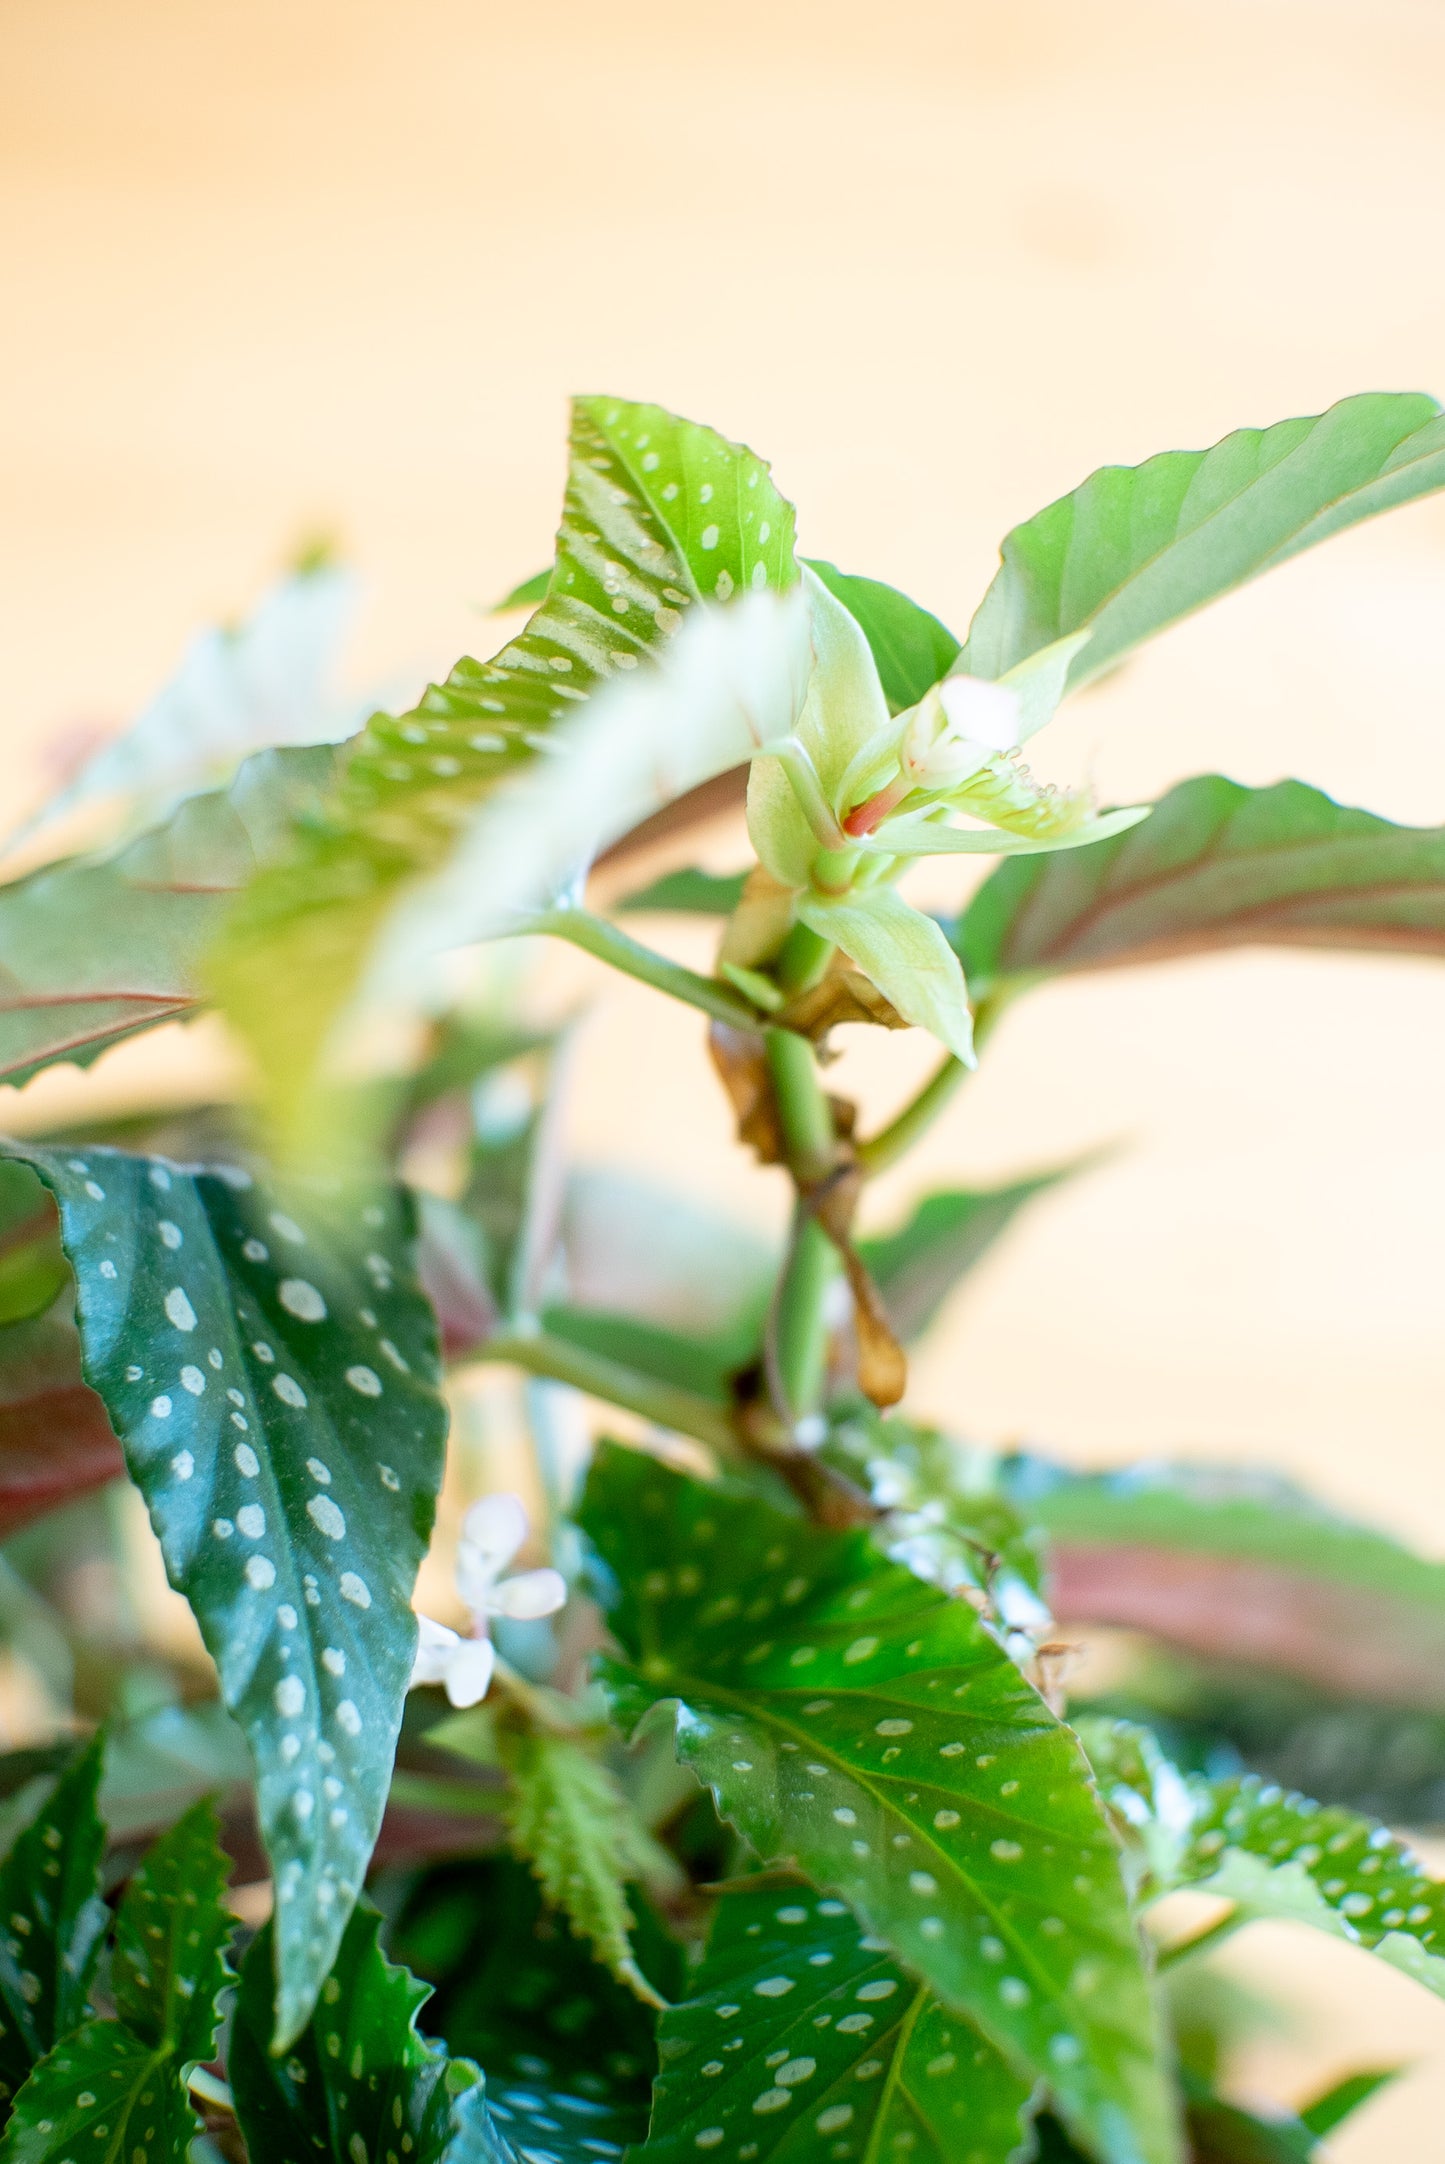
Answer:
389;1854;671;2110
956;775;1445;999
638;1873;1037;2164
577;1443;1180;2164
1007;1454;1445;1709
1181;1774;1445;1998
857;1167;1083;1343
0;743;339;1089
229;1903;471;2162
0;1736;108;2113
496;1729;678;2005
212;396;802;1155
796;888;975;1065
0;1799;234;2164
618;867;750;916
804;560;962;713
959;391;1445;690
5;562;362;862
4;1143;448;2046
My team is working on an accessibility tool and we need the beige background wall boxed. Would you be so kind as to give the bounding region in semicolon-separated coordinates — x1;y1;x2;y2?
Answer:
4;0;1445;2149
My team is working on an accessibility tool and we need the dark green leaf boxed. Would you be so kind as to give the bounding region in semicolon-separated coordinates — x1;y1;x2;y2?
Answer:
5;1144;448;2046
0;1801;235;2164
1296;2067;1397;2139
577;1443;1178;2164
450;2078;636;2164
1179;2081;1315;2164
0;743;338;1090
956;776;1445;999
389;1854;669;2110
0;1168;66;1331
618;868;750;916
0;1737;107;2111
959;392;1445;690
111;1798;232;2063
212;395;799;1153
639;1873;1036;2164
858;1170;1082;1344
805;560;962;713
229;1904;470;2162
497;1730;678;2004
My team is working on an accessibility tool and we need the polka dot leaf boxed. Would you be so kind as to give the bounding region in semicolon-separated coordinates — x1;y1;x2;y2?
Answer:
228;1901;473;2162
1180;1772;1445;1995
451;2080;638;2164
0;1735;108;2114
576;1444;1180;2164
638;1874;1036;2164
0;1797;234;2163
211;395;799;1156
2;1141;448;2049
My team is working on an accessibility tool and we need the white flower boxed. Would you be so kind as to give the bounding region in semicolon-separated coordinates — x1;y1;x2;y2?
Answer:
900;675;1022;789
409;1491;567;1708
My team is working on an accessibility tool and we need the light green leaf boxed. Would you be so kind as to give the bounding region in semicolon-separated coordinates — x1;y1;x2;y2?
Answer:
858;1170;1083;1344
956;774;1445;998
804;560;962;714
0;1800;234;2164
4;1144;447;2046
496;1728;678;2006
0;743;338;1090
577;1443;1180;2164
1181;1774;1445;1998
639;1874;1036;2164
0;1737;108;2113
230;1903;472;2162
491;569;551;614
212;396;800;1156
960;391;1445;690
796;888;975;1065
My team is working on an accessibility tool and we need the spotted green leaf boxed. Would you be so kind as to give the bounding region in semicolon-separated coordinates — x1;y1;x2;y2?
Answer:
449;2079;636;2164
229;1903;472;2162
804;561;962;714
3;1143;447;2048
955;776;1445;1001
1181;1774;1445;1998
959;392;1445;691
639;1874;1036;2164
0;1799;233;2164
212;396;799;1154
497;1730;678;2005
0;1737;107;2114
577;1444;1179;2164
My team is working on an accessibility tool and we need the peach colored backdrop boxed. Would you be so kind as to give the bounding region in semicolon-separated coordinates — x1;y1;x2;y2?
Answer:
5;0;1445;2149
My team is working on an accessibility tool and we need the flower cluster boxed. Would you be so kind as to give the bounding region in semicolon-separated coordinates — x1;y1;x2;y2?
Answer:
410;1491;566;1708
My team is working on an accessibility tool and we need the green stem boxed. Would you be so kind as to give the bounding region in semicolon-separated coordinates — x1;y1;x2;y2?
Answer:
765;1028;835;1185
763;1030;840;1425
855;1053;968;1176
769;1210;837;1426
524;909;760;1030
854;990;1009;1176
476;1328;735;1456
